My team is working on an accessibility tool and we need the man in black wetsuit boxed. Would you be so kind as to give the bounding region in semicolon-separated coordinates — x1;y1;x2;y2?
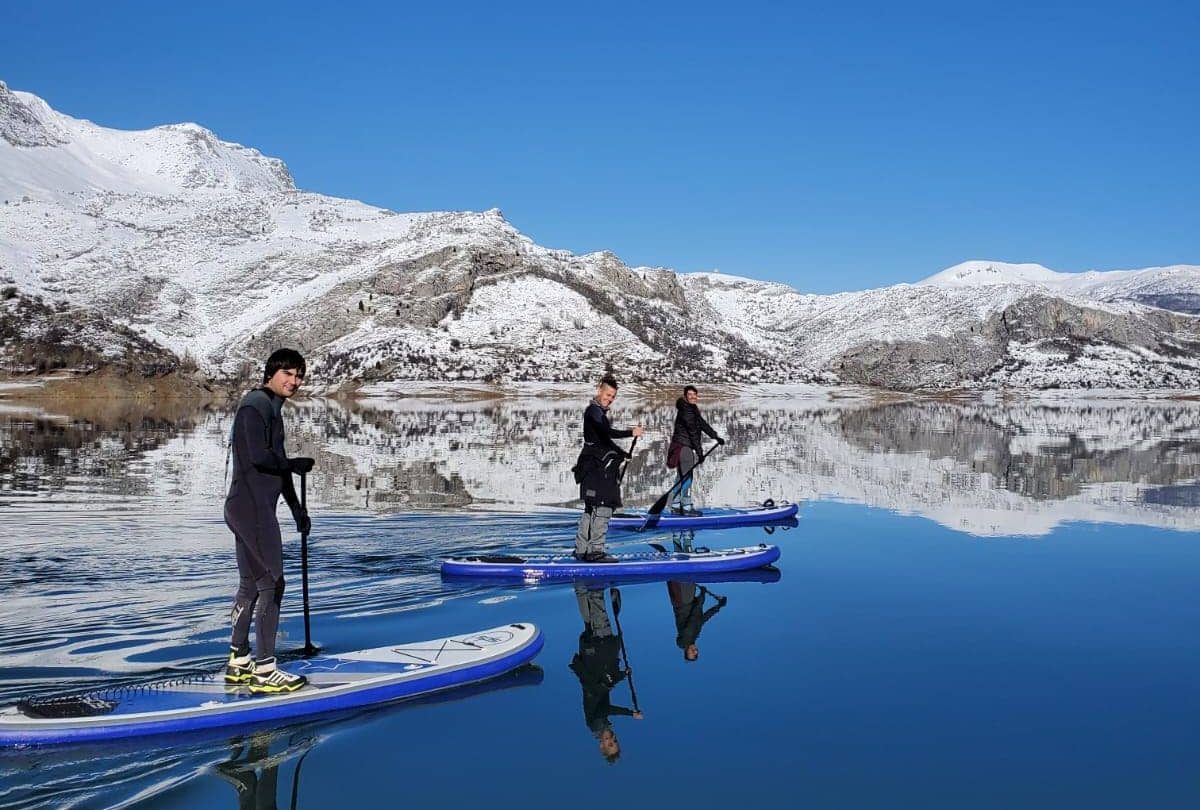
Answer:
224;348;315;694
569;584;643;762
572;376;643;563
666;385;723;516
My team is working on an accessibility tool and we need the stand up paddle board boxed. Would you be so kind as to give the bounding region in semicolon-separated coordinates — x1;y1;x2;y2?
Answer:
607;500;798;530
441;544;780;580
1;623;542;747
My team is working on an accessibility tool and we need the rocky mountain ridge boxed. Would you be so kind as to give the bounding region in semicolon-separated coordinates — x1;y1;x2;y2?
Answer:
2;81;1198;391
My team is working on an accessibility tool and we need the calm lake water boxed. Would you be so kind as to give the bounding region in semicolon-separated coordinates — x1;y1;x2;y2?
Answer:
0;391;1197;809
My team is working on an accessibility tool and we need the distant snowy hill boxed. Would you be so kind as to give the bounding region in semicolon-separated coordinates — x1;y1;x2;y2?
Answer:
2;81;1198;391
921;260;1200;314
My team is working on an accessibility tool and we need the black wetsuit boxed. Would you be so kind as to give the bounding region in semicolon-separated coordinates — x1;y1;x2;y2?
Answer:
225;388;302;662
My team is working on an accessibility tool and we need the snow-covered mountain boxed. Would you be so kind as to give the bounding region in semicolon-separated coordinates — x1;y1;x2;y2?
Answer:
920;260;1200;315
2;81;1198;391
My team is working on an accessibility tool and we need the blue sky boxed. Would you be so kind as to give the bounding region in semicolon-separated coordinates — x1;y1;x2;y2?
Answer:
3;0;1197;292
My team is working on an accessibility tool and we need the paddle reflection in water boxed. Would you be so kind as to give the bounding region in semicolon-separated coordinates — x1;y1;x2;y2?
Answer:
568;585;644;764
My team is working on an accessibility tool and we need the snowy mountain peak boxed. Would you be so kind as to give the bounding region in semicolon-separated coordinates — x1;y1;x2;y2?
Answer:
0;83;294;197
919;260;1062;287
0;83;69;148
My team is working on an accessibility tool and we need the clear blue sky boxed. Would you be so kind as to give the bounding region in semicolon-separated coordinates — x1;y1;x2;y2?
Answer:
3;0;1197;292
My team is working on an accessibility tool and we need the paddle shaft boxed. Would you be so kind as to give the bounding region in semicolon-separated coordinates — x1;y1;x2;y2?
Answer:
299;473;317;657
609;588;641;713
642;440;721;530
617;436;638;482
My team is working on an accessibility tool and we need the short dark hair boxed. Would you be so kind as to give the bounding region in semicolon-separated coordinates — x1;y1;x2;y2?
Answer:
599;375;619;390
263;348;306;383
684;385;698;396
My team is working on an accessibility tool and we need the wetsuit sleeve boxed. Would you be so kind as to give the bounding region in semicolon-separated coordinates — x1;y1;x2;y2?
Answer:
235;406;290;474
281;469;302;516
607;705;637;718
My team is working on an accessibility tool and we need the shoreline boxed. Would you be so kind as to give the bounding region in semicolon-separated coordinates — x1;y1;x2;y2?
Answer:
1;371;1197;408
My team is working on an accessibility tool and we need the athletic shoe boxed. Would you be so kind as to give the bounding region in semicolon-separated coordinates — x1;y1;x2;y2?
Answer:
249;663;308;695
681;508;703;517
224;653;255;685
580;551;619;563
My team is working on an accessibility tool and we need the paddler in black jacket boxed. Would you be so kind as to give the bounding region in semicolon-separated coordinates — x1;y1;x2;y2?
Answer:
572;376;643;563
224;348;315;694
666;385;724;516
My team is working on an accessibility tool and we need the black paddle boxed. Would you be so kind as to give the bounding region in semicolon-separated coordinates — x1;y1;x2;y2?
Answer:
609;587;641;715
617;436;638;482
298;472;319;657
641;440;722;531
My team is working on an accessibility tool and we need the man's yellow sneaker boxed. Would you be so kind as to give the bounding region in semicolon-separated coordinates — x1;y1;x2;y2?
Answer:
248;661;307;695
223;653;255;685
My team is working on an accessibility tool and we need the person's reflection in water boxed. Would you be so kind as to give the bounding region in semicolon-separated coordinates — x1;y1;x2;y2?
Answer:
671;529;696;552
214;730;315;810
569;584;644;763
667;574;727;663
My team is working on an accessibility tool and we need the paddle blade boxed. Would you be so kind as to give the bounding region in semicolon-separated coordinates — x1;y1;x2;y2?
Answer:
647;488;674;517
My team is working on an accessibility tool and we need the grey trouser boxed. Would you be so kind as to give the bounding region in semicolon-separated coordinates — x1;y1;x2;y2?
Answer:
575;506;613;557
574;584;614;637
672;447;698;508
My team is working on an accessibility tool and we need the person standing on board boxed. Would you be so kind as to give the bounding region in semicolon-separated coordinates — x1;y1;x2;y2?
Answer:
666;385;723;516
572;375;643;563
224;348;315;694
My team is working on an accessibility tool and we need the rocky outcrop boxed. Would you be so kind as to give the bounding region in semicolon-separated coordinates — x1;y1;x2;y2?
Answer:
0;82;68;147
0;288;189;377
833;295;1200;391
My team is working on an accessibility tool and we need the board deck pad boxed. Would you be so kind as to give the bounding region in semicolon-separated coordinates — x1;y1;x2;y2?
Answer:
1;623;543;747
441;543;781;579
606;501;798;530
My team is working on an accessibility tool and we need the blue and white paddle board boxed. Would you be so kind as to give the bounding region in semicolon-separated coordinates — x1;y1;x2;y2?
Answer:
607;501;799;530
0;623;542;747
441;544;780;580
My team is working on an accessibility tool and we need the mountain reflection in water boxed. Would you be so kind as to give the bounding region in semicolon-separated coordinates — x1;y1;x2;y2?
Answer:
2;393;1196;536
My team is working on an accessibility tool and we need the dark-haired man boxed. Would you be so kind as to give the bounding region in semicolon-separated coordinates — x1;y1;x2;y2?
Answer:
572;376;643;562
667;385;723;516
224;348;315;694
